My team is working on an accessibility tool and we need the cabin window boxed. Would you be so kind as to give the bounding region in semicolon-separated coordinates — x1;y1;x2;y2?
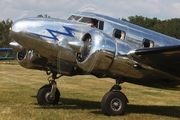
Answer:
114;29;126;40
143;38;154;48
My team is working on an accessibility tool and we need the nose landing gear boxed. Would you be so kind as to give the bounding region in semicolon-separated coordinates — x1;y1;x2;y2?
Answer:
37;72;61;105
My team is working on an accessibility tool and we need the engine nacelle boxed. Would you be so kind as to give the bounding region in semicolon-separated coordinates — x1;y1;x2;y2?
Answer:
76;30;115;72
17;49;46;69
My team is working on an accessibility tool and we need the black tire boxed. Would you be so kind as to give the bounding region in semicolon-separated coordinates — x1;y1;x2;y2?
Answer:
101;91;127;116
37;84;60;105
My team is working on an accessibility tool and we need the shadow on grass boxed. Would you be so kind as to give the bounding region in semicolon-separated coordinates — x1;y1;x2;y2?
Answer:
33;97;100;109
125;104;180;118
32;96;180;118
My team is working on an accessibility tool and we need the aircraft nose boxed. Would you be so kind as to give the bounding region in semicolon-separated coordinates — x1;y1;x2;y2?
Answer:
11;18;40;33
10;19;40;49
11;19;25;33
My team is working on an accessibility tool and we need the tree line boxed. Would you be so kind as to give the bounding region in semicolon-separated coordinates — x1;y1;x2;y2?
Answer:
1;15;180;48
121;16;180;39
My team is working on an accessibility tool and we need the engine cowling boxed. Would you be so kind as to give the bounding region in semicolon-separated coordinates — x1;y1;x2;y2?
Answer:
76;30;115;72
17;49;46;69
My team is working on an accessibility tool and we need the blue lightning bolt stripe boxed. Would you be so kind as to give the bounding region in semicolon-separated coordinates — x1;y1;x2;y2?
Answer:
34;26;80;41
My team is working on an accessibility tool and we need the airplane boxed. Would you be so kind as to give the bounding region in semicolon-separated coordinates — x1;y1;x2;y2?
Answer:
9;12;180;116
0;48;15;60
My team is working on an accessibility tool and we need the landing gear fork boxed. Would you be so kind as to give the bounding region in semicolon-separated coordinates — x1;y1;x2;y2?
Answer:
48;72;61;99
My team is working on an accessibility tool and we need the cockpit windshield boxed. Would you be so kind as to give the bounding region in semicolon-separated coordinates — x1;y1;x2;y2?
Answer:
67;15;81;21
67;15;104;30
67;15;95;23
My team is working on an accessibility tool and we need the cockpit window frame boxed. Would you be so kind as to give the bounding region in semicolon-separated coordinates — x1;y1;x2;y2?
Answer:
68;15;104;30
79;17;92;23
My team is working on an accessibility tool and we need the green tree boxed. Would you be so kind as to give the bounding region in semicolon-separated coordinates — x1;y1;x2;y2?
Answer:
122;15;161;29
37;14;50;18
0;19;13;48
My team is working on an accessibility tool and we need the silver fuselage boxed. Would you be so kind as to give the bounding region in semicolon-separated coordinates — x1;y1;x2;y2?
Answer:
10;12;180;89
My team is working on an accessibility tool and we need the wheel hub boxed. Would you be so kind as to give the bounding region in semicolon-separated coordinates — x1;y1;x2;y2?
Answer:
110;98;122;111
45;92;55;103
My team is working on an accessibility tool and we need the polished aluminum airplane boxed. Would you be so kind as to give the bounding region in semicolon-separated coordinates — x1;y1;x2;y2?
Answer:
10;12;180;116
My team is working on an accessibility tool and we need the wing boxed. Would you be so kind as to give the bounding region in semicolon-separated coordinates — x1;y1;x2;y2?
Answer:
129;45;180;77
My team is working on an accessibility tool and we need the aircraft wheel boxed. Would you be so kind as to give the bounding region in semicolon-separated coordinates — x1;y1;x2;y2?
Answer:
37;84;60;105
101;91;127;116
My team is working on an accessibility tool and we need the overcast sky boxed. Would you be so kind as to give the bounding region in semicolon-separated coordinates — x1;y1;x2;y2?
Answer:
1;0;180;21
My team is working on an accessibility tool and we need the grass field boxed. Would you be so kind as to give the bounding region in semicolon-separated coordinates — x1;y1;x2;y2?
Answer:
0;60;180;120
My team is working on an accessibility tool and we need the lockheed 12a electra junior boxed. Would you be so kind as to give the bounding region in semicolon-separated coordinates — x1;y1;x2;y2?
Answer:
10;12;180;116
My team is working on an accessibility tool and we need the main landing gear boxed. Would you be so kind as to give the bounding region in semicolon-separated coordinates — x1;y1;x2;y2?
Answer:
36;73;128;116
37;72;61;105
101;78;128;116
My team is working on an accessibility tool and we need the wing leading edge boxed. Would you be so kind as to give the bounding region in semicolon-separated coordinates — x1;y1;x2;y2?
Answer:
129;45;180;78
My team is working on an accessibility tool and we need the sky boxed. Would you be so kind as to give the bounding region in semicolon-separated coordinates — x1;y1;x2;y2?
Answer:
1;0;180;21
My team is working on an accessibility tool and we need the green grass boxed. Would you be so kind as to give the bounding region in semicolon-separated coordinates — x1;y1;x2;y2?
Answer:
0;62;180;120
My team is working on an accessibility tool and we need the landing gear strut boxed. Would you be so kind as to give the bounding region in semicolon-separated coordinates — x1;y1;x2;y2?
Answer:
37;72;61;105
101;78;128;116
